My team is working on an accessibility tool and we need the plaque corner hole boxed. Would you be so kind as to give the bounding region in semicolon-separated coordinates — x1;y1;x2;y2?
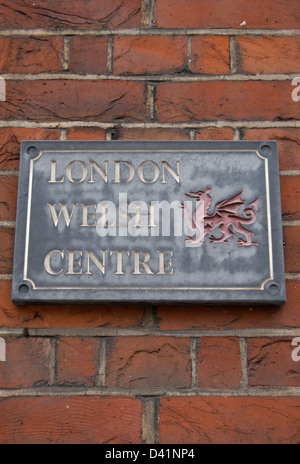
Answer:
27;146;38;157
267;283;280;296
19;284;29;295
260;144;272;156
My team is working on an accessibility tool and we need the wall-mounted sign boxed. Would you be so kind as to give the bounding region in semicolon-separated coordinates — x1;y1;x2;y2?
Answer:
12;141;285;304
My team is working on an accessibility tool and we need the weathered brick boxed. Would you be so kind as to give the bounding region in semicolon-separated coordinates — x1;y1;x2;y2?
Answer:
57;337;101;386
198;337;242;388
195;127;234;140
280;176;300;221
191;36;230;74
69;37;108;74
247;337;300;387
0;396;142;444
283;226;300;273
157;280;300;330
159;397;300;444
0;337;51;388
241;128;300;171
116;128;190;140
113;36;187;75
0;280;144;328
0;37;63;73
0;81;146;122
0;0;142;30
67;127;106;140
106;336;191;388
156;0;300;29
236;37;300;74
0;176;18;221
0;227;14;274
156;81;299;122
0;128;61;171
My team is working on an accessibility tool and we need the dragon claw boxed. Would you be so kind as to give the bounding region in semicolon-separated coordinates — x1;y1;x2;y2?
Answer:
237;239;258;246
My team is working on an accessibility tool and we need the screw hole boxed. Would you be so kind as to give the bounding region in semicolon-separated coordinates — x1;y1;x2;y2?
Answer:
261;144;271;156
19;284;29;295
27;146;38;157
268;283;280;295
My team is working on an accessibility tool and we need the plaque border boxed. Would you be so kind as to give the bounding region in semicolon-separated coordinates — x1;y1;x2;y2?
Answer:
12;140;286;304
24;148;272;291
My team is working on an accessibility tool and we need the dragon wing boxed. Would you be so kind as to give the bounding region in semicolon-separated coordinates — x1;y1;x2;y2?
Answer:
212;190;245;216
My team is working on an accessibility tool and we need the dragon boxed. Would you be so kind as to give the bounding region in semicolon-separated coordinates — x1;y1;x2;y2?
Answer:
181;186;259;247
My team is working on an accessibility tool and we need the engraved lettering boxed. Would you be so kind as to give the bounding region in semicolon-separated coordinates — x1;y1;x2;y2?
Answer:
81;204;97;227
85;250;106;275
128;201;149;237
44;250;64;275
132;251;154;275
110;250;130;275
66;160;88;183
161;161;180;183
138;160;160;184
43;250;174;276
66;250;83;275
49;160;64;183
114;161;135;183
48;160;180;184
47;203;77;227
157;250;173;275
88;160;108;183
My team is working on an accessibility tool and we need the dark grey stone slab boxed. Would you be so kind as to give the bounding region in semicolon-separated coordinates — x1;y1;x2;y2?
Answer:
12;140;286;304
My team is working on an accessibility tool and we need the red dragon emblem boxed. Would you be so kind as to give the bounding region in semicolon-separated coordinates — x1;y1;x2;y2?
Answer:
181;187;259;247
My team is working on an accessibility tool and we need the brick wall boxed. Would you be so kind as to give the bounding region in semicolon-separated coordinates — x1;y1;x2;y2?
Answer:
0;0;299;444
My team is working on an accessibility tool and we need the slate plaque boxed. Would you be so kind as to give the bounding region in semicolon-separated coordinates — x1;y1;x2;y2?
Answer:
12;140;286;304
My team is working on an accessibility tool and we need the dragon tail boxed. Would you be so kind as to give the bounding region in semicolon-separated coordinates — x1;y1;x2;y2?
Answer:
241;198;259;224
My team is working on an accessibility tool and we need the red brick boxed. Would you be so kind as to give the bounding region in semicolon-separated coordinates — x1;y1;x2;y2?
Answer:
0;128;61;171
0;176;18;221
0;37;63;73
236;37;300;74
0;227;14;274
0;81;146;122
157;280;300;330
0;337;51;388
0;280;144;328
191;36;230;74
57;337;101;386
69;37;108;74
113;36;187;75
195;127;234;140
242;128;300;171
248;337;300;387
159;397;300;444
67;127;106;140
198;338;242;388
284;226;300;273
116;128;190;140
281;176;300;221
0;396;142;444
156;81;299;122
0;0;142;29
156;0;300;29
106;336;191;388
